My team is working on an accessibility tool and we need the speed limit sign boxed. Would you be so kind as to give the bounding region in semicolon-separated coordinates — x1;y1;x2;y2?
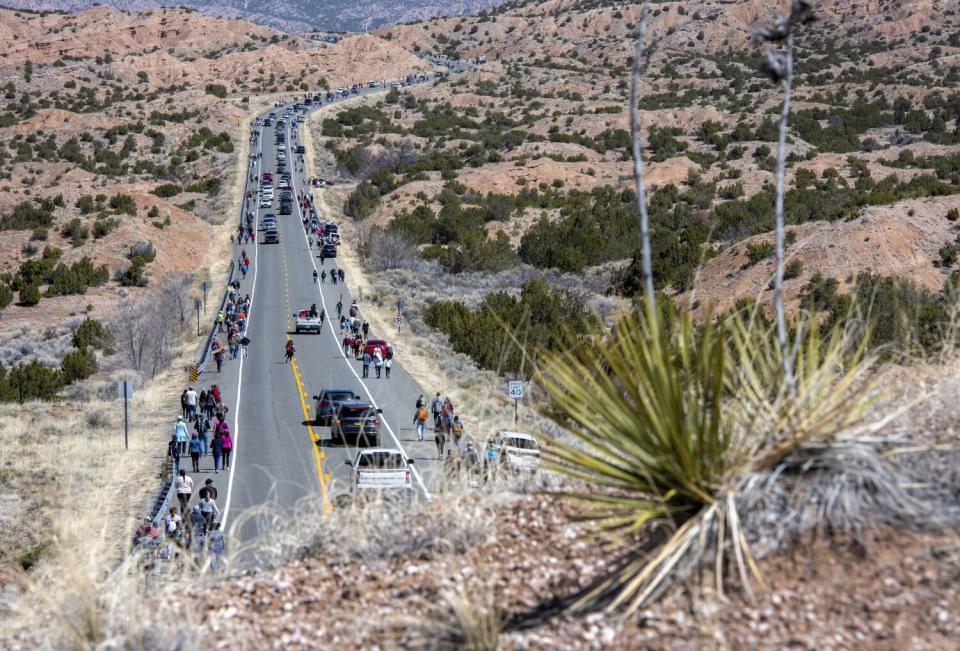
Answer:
507;380;524;399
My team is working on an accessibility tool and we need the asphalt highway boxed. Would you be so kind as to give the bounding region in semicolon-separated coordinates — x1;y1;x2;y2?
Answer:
188;82;449;556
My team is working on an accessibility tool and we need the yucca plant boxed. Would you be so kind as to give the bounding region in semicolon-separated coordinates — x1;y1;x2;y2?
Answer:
538;303;882;613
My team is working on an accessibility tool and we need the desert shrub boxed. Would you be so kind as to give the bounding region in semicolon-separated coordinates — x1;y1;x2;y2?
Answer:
185;177;221;194
115;241;156;287
92;217;119;239
948;208;959;222
745;241;775;265
30;227;47;241
783;259;803;280
45;257;109;297
152;183;181;197
424;277;597;376
59;346;97;384
0;284;13;310
205;83;227;98
60;218;89;247
72;318;111;351
18;284;41;306
1;201;54;230
109;193;137;216
75;195;95;214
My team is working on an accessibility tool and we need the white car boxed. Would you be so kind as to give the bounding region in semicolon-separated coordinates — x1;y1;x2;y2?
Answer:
486;431;541;472
344;448;415;494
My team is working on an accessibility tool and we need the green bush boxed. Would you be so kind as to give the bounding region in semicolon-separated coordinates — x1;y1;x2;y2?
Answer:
0;284;12;310
152;183;181;198
1;201;54;230
60;218;89;247
783;259;803;280
744;241;774;265
18;284;41;306
424;278;598;375
109;193;137;216
72;318;111;351
60;346;97;384
205;83;227;98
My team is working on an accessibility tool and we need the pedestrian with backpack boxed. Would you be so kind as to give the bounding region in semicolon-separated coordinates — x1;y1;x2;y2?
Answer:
432;393;443;428
413;405;428;442
384;356;392;379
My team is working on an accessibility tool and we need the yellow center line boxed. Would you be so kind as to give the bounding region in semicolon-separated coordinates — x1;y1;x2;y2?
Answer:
281;242;332;514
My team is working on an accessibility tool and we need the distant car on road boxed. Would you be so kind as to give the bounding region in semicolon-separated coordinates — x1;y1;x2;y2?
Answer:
263;228;279;244
344;448;414;494
486;431;541;473
332;401;382;447
313;387;360;425
293;309;323;334
364;339;391;358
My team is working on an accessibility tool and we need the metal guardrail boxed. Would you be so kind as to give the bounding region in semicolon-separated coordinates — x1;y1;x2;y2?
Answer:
148;128;252;529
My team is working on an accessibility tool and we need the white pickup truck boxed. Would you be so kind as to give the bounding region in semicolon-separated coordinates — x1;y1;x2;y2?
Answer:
293;309;323;333
344;448;415;494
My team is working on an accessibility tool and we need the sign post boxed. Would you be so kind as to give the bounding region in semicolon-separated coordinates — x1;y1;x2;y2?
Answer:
195;298;202;337
507;380;524;425
201;281;209;314
117;380;134;450
395;298;405;332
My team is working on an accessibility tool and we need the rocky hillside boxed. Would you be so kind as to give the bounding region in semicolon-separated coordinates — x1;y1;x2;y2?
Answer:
295;0;960;322
0;5;430;336
0;0;509;32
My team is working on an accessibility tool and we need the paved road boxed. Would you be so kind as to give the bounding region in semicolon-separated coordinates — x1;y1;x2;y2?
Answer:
186;82;452;558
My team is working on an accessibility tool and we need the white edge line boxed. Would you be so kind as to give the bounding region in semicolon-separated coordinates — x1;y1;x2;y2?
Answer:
220;122;264;530
287;106;433;500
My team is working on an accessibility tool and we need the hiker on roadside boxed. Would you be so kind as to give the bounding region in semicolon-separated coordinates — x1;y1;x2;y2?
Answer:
185;386;198;420
451;415;464;450
413;403;428;442
180;389;188;418
207;522;226;574
175;469;193;514
321;269;327;283
384;355;392;379
285;339;296;363
373;348;383;378
435;421;447;459
336;297;343;318
362;349;371;378
196;413;209;457
198;493;220;532
199;478;218;501
188;505;206;553
189;432;202;472
362;320;369;338
432;392;443;428
338;268;345;283
174;416;189;455
221;428;233;470
211;431;223;473
167;433;181;469
212;339;225;373
239;335;251;358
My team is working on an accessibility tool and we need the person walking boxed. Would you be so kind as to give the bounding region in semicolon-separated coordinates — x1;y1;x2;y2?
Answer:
451;416;464;450
198;478;218;501
167;433;181;469
189;433;202;472
413;404;428;442
185;387;198;420
207;522;226;574
336;297;342;318
180;390;188;418
353;336;363;360
374;348;383;379
338;268;345;283
362;320;369;338
197;414;209;456
188;505;206;554
313;269;318;284
174;416;189;455
435;425;446;460
285;339;295;363
239;336;251;358
211;432;223;473
202;390;216;420
175;469;193;514
198;494;220;532
384;356;392;379
320;270;327;283
432;393;443;428
221;428;233;470
362;350;371;378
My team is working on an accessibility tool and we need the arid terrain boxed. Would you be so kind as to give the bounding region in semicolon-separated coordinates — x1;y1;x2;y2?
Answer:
2;0;960;649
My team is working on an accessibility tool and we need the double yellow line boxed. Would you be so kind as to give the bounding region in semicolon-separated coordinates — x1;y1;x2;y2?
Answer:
281;245;332;514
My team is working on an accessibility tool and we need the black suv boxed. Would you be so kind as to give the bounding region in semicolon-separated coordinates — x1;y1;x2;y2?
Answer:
332;401;382;446
321;243;337;258
312;388;359;425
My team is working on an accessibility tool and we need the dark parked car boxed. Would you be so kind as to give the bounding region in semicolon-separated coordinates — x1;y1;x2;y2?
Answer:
321;244;337;258
279;203;292;215
296;145;306;154
312;388;360;425
263;228;279;244
331;401;382;446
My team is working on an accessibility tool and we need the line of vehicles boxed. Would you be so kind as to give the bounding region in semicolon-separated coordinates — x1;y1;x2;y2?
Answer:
257;88;541;501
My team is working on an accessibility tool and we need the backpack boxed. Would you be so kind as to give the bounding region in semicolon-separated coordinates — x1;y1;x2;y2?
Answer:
417;408;428;421
165;516;177;534
452;422;463;436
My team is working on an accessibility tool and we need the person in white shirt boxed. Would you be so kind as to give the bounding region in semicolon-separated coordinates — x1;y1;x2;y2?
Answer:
175;469;193;514
184;387;198;420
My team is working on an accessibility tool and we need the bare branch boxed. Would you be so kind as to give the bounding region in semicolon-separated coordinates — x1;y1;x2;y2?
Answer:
629;0;655;311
